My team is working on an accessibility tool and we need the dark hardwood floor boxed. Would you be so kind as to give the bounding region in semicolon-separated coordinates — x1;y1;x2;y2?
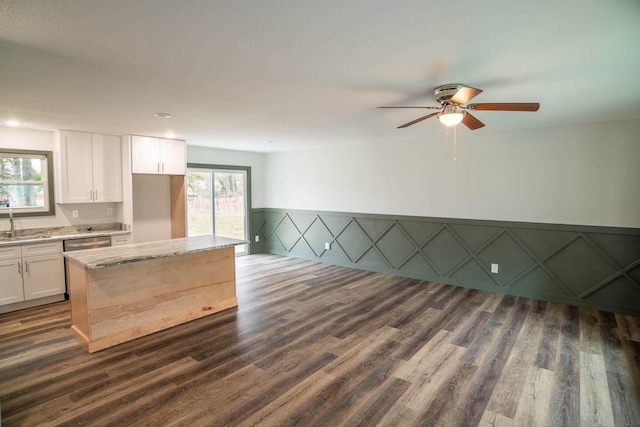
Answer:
1;254;639;426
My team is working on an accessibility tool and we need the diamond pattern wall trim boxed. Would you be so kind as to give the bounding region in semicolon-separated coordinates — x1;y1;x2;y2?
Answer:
251;209;640;316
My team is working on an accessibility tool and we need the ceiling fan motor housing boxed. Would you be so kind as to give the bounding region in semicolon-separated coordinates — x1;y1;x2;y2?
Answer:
434;83;465;105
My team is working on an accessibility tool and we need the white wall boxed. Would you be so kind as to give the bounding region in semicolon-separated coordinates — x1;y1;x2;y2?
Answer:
7;120;638;231
264;119;640;228
1;126;52;151
187;145;265;208
0;126;118;231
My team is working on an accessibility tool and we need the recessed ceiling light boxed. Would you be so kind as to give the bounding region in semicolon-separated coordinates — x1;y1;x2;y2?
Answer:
4;120;22;127
153;113;172;119
165;132;175;138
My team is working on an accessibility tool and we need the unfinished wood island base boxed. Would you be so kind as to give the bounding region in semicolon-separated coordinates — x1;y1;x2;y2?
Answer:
63;235;247;353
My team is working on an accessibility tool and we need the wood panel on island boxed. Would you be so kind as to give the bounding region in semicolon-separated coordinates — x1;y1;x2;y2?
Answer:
63;235;247;352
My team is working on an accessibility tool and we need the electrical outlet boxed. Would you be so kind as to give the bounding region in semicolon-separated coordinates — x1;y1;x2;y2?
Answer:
107;207;113;215
491;263;499;274
325;242;331;250
72;210;79;218
255;235;260;242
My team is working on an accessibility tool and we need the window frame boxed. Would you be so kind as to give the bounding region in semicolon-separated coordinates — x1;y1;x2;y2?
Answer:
0;148;55;218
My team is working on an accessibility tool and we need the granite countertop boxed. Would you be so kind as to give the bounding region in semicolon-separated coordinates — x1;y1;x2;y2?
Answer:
0;224;130;247
63;235;248;269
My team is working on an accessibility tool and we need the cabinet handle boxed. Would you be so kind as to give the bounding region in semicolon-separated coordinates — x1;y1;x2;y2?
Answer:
89;190;93;201
94;189;98;201
18;261;22;275
25;261;29;273
162;163;165;173
157;163;160;173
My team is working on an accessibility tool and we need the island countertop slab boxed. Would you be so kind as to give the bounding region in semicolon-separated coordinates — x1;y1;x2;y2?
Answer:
63;235;248;269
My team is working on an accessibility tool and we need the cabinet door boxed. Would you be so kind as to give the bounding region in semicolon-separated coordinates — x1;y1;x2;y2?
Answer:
131;136;161;174
0;259;24;306
59;130;94;203
22;253;65;301
160;139;186;175
92;134;123;202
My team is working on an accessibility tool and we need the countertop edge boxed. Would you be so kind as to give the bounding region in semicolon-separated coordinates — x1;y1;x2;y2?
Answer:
0;230;130;247
63;236;248;269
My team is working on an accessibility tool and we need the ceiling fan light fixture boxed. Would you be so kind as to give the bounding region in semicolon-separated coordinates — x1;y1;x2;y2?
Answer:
438;107;465;127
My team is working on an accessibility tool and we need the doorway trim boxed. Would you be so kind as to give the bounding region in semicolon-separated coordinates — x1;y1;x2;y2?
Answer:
187;163;252;255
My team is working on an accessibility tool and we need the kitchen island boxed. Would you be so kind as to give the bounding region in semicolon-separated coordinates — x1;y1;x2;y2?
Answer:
63;235;247;353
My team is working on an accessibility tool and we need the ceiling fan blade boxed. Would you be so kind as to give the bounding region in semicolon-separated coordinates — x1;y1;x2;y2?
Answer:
462;112;485;130
377;106;441;109
450;86;483;105
467;102;540;112
397;112;439;128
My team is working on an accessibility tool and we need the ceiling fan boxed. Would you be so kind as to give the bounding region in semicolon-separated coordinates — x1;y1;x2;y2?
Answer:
378;84;540;130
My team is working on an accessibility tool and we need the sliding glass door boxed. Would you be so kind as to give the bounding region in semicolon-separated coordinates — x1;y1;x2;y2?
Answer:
186;167;248;255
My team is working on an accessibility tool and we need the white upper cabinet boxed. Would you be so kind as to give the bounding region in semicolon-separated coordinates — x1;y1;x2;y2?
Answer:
131;135;186;175
91;134;123;202
159;139;186;175
57;130;122;203
131;135;160;174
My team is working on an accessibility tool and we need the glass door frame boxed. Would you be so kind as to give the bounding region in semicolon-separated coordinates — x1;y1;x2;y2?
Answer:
187;163;252;256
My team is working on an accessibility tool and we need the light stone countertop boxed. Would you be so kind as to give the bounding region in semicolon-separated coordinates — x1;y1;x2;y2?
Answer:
63;235;248;269
0;228;130;247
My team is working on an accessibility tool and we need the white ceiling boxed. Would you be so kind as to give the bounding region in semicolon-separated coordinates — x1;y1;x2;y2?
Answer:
1;0;639;153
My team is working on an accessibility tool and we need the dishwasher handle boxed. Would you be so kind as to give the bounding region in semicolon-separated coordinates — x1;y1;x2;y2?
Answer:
64;239;111;250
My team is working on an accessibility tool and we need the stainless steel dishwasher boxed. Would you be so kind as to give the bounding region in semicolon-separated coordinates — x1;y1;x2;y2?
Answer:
63;235;112;252
63;236;112;297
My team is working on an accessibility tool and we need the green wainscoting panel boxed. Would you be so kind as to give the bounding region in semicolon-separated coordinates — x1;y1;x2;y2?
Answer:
250;209;265;254
250;208;640;316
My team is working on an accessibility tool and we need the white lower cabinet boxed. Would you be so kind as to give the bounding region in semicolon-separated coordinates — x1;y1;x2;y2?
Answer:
111;234;132;246
0;242;65;307
0;252;24;305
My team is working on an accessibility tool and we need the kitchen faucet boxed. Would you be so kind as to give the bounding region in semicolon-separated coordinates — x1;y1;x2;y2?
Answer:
8;207;15;238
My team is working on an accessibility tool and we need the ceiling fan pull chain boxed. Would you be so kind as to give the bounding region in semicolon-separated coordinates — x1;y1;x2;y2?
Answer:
445;125;449;159
453;125;458;161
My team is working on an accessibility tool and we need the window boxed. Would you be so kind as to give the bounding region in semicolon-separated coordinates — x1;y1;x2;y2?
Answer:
186;164;251;256
0;149;55;217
